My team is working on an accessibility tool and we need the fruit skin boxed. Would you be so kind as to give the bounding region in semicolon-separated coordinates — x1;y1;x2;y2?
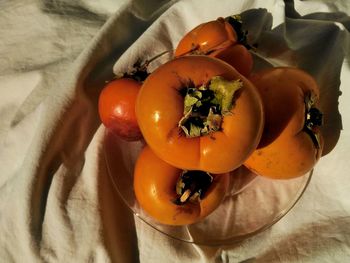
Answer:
210;44;253;77
174;18;253;77
136;55;264;174
133;146;229;226
244;67;324;179
98;78;142;141
174;17;237;57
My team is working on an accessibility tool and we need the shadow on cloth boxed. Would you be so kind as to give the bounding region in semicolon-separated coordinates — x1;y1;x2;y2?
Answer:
217;216;350;262
98;134;140;263
256;216;350;261
24;0;177;260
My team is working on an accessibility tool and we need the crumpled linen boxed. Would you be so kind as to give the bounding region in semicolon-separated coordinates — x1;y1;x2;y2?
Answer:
1;0;350;262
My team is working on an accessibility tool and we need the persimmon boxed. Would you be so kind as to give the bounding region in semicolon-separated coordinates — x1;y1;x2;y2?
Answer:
174;17;237;57
98;53;166;141
98;78;142;141
210;44;253;77
244;67;324;179
136;55;264;174
174;16;253;77
134;146;229;226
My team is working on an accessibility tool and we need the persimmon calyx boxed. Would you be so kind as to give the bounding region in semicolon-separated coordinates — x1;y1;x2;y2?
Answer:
304;92;323;149
178;76;242;137
174;170;213;205
115;60;149;82
225;14;250;49
115;50;172;82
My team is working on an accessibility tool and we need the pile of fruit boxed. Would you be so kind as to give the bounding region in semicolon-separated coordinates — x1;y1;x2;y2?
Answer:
98;16;324;225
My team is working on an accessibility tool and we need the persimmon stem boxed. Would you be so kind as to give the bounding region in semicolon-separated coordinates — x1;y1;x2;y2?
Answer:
143;50;173;67
115;50;173;82
179;189;191;203
174;170;213;205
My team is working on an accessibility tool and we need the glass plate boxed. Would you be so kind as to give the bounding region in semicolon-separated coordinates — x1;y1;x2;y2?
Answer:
103;129;312;246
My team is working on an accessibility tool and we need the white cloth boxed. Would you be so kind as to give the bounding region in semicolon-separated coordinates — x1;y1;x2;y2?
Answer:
1;0;350;262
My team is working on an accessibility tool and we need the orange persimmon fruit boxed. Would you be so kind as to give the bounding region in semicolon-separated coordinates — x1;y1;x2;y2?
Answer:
244;67;324;179
136;55;264;174
174;17;237;57
174;17;253;77
98;78;142;141
210;44;253;77
134;146;230;226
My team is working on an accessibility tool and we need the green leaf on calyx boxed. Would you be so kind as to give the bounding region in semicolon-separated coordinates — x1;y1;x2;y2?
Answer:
178;108;193;137
189;123;202;137
209;76;242;114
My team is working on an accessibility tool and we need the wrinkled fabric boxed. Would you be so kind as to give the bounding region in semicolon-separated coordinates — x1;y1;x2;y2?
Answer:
1;0;350;262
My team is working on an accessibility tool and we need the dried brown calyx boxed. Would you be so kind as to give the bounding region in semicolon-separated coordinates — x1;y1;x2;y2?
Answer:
174;170;213;205
303;92;323;149
115;50;171;82
225;14;251;49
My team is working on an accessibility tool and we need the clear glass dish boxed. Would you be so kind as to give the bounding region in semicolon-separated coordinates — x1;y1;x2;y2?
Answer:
103;129;312;246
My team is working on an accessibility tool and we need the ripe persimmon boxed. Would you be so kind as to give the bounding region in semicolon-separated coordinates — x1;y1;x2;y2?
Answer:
210;44;253;77
244;67;324;179
98;78;142;141
174;17;253;77
134;146;229;226
174;17;237;57
136;55;264;174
